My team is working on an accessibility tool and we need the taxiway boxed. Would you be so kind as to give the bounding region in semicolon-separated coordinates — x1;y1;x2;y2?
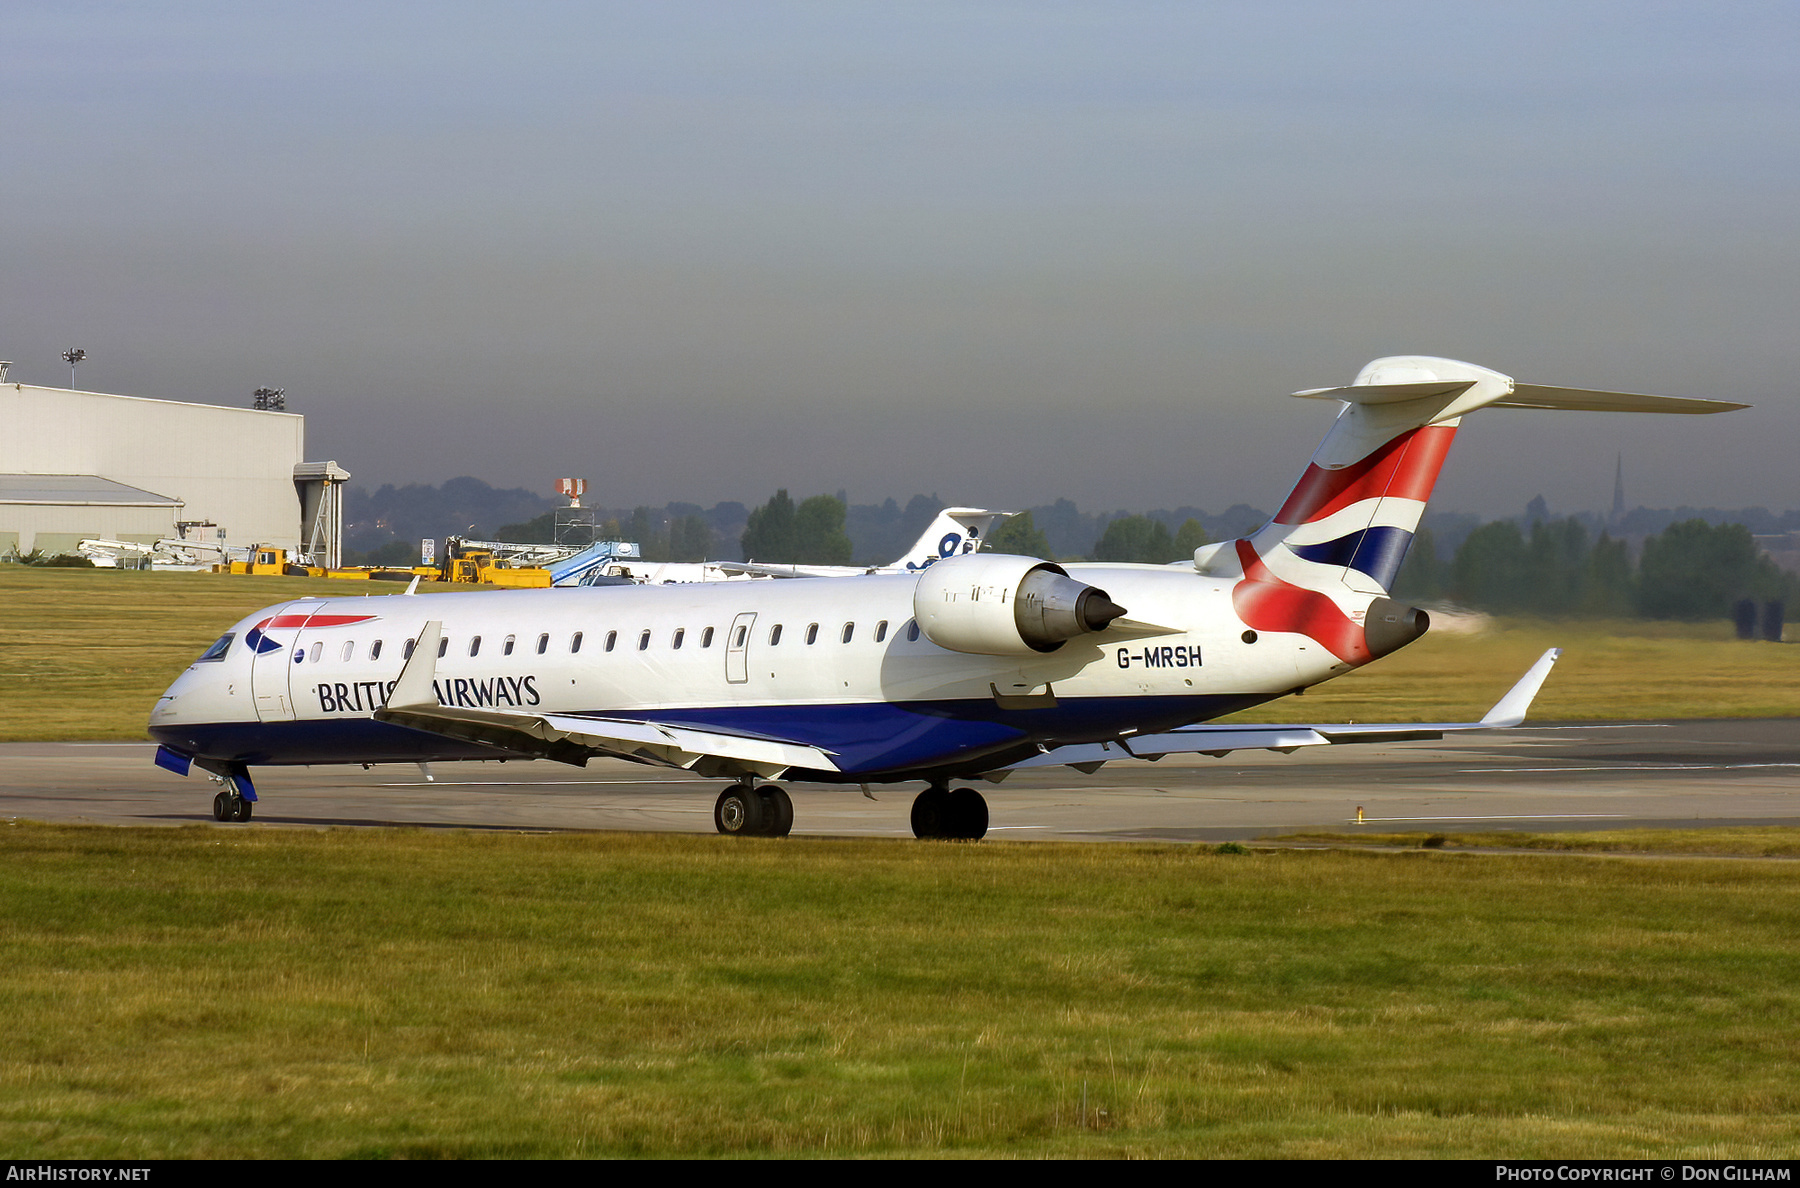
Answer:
3;719;1797;841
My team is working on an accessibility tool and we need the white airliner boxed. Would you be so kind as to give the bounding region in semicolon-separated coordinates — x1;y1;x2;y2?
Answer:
148;357;1744;837
592;507;1011;584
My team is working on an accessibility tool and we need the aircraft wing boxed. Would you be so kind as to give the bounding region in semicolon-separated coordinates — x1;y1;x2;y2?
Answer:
371;621;839;779
711;561;874;578
1005;648;1561;772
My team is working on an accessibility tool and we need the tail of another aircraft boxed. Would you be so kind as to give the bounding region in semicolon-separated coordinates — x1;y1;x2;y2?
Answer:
901;508;1014;571
1197;355;1744;664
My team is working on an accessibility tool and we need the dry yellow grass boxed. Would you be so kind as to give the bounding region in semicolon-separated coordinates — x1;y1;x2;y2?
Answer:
0;568;442;741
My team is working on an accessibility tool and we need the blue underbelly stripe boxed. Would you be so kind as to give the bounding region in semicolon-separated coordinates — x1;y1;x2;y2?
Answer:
149;692;1267;778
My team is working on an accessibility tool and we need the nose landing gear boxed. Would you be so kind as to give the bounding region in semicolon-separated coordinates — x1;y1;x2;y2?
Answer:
203;764;257;823
713;783;793;837
910;784;988;840
211;791;253;822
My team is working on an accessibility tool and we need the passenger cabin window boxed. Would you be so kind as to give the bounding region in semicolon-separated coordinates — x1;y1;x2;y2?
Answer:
341;641;354;663
196;634;234;663
536;633;549;655
841;623;854;644
403;638;416;659
672;628;685;649
734;626;747;647
469;636;481;657
639;630;651;651
503;634;515;656
907;621;920;642
605;631;617;652
437;637;450;658
309;642;323;663
805;623;819;645
769;624;783;646
701;627;715;648
875;620;888;643
370;640;383;661
571;632;584;654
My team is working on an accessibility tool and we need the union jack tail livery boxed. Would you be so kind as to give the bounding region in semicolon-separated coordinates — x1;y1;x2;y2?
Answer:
1201;355;1746;666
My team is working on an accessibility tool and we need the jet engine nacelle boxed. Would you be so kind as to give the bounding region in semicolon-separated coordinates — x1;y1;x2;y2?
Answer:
911;553;1127;655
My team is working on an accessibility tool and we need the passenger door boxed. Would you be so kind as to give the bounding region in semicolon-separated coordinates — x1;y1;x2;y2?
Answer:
725;612;756;684
249;600;316;721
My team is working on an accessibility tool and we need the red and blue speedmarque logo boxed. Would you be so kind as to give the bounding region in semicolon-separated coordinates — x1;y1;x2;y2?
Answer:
244;612;380;655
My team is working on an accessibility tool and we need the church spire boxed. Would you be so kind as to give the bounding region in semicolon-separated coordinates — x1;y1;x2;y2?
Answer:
1610;453;1626;527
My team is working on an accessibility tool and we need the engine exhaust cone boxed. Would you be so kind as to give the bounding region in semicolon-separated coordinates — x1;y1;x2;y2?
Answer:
1079;591;1127;632
1364;597;1429;658
1015;569;1129;651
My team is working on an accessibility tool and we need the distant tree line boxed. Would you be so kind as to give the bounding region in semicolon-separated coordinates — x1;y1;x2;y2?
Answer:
341;476;1275;567
1394;517;1797;620
338;477;1800;620
739;490;853;564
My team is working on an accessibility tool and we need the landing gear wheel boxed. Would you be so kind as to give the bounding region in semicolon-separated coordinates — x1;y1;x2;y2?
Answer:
756;785;794;837
714;784;765;836
911;786;953;839
233;797;254;822
949;787;988;840
212;792;230;821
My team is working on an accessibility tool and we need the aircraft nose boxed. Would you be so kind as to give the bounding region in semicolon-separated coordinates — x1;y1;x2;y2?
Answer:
147;664;235;730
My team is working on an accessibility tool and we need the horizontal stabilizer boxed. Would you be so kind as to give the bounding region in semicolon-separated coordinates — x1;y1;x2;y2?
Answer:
1294;374;1747;415
1495;385;1748;415
1292;380;1476;405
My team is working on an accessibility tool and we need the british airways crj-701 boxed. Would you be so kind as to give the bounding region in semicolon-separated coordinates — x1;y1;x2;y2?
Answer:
149;357;1744;837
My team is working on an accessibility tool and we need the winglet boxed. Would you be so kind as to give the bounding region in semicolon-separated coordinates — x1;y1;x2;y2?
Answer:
386;620;443;710
1478;648;1561;727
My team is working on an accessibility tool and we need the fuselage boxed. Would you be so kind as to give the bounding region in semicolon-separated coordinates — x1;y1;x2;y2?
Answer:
149;563;1365;785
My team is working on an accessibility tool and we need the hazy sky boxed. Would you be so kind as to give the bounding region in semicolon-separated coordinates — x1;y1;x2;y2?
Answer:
5;2;1796;518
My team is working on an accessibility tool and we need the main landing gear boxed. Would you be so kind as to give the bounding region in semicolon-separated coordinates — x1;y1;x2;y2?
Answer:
713;783;793;837
911;785;988;841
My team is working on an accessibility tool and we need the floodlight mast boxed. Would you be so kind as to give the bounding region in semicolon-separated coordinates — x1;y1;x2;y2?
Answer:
253;387;286;411
62;348;86;388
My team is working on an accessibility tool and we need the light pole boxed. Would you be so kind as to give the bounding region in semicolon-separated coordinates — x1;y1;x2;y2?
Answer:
62;349;86;388
253;387;286;411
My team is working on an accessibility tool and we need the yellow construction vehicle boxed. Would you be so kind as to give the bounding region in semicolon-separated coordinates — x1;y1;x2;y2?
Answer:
218;538;551;585
217;546;324;577
432;539;553;587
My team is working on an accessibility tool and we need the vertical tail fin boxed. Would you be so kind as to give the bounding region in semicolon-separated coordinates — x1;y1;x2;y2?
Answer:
1202;355;1744;665
1237;356;1506;595
900;508;1014;571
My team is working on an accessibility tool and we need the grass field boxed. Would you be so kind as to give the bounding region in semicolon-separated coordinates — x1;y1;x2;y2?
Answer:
0;568;424;742
2;824;1797;1159
1;567;1796;741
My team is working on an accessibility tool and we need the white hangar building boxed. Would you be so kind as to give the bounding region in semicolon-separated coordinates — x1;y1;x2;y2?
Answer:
0;379;349;565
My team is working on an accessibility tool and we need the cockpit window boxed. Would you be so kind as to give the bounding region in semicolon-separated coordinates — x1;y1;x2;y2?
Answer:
196;634;234;663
